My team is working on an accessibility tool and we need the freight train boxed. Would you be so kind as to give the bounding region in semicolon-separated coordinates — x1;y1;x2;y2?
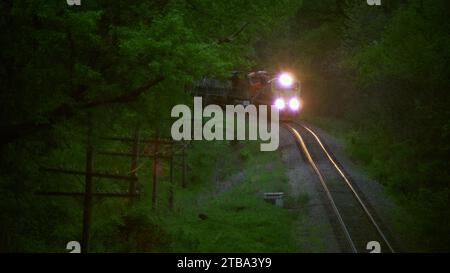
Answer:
191;71;302;121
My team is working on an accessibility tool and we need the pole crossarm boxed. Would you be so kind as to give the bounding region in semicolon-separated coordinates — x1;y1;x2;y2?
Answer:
36;191;139;197
40;167;137;181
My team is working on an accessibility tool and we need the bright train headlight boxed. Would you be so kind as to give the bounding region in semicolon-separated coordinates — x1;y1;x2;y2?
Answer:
289;97;301;111
278;73;293;87
274;98;285;109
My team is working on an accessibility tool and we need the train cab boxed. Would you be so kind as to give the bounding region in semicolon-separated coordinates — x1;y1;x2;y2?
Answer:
271;72;302;121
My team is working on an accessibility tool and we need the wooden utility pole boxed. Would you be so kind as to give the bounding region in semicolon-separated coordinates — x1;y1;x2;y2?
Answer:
129;126;140;204
39;117;185;252
151;128;160;210
181;143;187;188
168;145;174;210
38;120;141;253
81;114;93;253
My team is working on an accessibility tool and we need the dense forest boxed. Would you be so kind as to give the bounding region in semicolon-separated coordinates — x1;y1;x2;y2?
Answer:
257;0;450;251
1;0;449;252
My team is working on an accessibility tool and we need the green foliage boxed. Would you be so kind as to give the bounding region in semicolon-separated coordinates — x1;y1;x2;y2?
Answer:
259;0;450;251
0;0;303;252
163;141;300;252
350;2;450;88
5;0;448;253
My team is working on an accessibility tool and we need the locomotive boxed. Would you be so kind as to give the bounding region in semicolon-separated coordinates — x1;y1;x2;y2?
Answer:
192;70;302;121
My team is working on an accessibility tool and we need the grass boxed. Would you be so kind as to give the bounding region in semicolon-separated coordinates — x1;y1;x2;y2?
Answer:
159;140;305;252
83;129;327;252
77;120;303;253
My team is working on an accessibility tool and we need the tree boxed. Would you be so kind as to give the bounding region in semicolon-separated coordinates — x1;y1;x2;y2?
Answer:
0;0;302;251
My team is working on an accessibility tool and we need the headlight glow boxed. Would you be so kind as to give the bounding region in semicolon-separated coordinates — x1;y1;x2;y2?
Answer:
274;98;285;109
289;97;301;111
278;73;293;87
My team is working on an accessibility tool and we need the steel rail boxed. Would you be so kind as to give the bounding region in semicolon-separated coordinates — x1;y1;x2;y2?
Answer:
294;122;395;253
285;123;358;252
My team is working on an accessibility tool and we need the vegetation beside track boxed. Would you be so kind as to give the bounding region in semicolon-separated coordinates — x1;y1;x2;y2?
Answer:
160;140;309;252
303;115;449;252
258;1;450;252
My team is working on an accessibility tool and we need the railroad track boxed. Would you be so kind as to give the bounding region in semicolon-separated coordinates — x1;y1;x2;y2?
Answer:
284;121;395;253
